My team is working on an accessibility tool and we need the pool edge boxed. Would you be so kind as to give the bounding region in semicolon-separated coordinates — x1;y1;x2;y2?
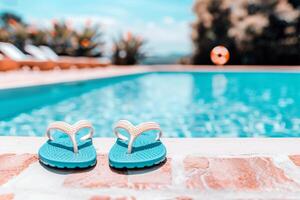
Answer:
1;136;299;155
1;65;300;90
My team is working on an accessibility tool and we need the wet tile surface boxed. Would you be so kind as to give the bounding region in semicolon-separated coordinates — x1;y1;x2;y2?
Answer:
89;195;136;200
0;194;14;200
64;155;172;190
1;153;300;199
183;156;298;191
0;154;37;185
64;155;128;188
127;158;172;190
289;155;300;167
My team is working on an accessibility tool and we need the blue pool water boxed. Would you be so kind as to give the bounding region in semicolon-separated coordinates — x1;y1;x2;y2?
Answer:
0;72;300;137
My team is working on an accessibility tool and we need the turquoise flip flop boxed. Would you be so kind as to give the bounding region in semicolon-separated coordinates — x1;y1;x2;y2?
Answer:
38;120;97;169
109;120;167;169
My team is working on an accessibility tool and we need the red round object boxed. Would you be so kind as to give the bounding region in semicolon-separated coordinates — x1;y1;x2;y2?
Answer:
210;46;230;65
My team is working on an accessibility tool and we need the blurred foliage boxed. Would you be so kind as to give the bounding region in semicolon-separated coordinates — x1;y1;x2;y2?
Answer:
0;27;9;42
191;0;300;65
0;12;28;50
73;25;104;57
0;13;104;57
49;21;75;55
1;1;299;65
28;28;49;46
0;12;24;27
112;32;145;65
191;0;238;64
288;0;300;8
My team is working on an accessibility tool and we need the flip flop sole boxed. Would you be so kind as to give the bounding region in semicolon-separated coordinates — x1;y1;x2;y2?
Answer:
108;134;167;169
38;137;97;169
109;155;166;169
39;157;97;169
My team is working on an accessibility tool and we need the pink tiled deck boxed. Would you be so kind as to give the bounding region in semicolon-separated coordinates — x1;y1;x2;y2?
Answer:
0;194;14;200
289;155;300;167
0;154;37;185
1;137;300;199
64;155;172;190
184;156;298;191
1;153;300;199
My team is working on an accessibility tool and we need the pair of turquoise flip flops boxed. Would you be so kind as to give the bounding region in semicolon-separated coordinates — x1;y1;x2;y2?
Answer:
38;120;166;169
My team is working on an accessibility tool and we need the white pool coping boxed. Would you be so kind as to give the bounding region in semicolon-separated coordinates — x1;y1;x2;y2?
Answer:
0;66;150;90
1;65;300;90
1;137;299;156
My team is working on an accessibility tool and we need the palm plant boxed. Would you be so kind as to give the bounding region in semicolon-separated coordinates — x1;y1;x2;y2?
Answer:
7;20;28;51
0;28;9;42
0;12;107;58
112;32;145;65
0;12;24;27
0;12;28;51
48;21;75;55
28;26;49;46
73;25;104;57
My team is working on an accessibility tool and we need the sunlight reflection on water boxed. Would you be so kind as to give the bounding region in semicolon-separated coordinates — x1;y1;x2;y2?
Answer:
1;72;300;137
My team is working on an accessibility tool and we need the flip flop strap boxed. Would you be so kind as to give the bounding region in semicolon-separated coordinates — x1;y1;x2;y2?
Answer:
114;120;162;154
46;120;94;153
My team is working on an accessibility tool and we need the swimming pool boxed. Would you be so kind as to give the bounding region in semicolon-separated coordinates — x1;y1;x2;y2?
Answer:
0;71;300;137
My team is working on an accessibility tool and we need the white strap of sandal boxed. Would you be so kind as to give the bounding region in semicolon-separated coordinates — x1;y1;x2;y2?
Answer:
114;120;162;154
46;120;94;153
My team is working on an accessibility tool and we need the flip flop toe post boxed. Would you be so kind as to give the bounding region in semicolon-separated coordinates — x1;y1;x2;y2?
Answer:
38;120;97;169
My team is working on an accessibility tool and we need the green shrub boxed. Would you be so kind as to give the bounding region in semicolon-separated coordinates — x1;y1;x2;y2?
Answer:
112;32;145;65
0;28;9;43
28;27;49;46
73;25;104;57
47;21;75;56
0;12;28;51
0;13;105;57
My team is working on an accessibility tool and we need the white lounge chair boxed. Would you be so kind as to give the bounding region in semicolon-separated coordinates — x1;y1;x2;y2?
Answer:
39;45;110;68
0;42;55;70
25;44;75;69
0;53;20;71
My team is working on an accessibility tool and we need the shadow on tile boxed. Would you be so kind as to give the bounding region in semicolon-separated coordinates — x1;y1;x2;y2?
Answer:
39;160;96;175
110;158;168;175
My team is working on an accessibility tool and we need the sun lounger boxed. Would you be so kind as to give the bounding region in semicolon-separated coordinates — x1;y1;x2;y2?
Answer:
24;44;74;70
39;45;110;68
0;42;55;70
0;53;20;71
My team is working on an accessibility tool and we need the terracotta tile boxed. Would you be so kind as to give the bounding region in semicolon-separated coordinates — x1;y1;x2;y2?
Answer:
184;156;296;191
65;155;171;190
0;154;37;185
89;196;135;200
175;196;193;200
114;197;135;200
0;193;14;200
64;155;128;188
183;156;208;190
127;158;172;190
252;157;293;188
89;196;110;200
289;155;300;167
